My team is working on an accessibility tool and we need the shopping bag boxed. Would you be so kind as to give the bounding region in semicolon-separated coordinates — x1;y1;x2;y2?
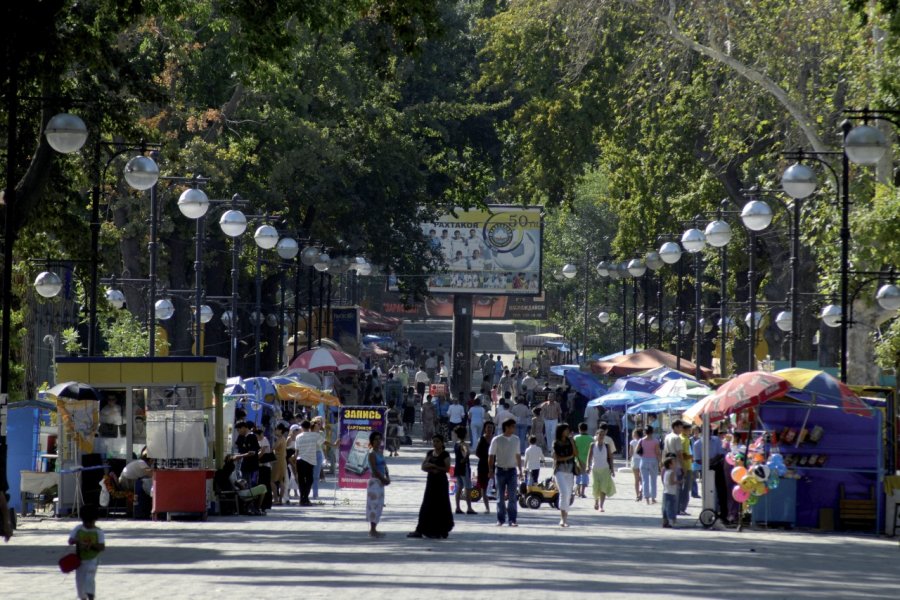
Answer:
59;553;81;573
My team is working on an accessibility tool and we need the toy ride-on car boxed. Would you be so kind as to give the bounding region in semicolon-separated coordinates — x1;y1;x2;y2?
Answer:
518;478;559;510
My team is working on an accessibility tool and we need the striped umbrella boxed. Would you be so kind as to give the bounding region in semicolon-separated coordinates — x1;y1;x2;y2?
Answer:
288;347;361;373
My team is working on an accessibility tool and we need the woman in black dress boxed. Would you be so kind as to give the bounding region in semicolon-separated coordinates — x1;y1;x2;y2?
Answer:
408;435;455;539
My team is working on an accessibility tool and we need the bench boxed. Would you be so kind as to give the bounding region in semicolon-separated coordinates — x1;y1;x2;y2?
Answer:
839;484;876;531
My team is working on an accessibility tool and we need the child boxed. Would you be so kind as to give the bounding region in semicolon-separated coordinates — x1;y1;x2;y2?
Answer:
573;422;593;499
524;436;544;485
453;426;477;515
68;505;105;600
661;457;680;528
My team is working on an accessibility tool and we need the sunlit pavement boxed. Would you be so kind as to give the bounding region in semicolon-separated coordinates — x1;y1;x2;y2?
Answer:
2;442;897;599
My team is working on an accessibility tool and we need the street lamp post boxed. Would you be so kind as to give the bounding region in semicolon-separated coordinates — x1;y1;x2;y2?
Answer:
681;226;707;378
772;109;898;381
627;258;647;352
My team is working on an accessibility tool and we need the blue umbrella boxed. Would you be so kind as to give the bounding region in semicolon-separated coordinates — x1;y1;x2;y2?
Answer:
550;364;580;377
609;376;660;394
565;369;607;399
634;366;697;383
587;391;657;408
224;376;246;397
627;396;697;414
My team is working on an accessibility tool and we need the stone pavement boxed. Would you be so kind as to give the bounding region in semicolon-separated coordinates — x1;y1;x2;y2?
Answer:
2;443;897;599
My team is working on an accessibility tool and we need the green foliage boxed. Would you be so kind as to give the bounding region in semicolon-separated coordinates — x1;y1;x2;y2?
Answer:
61;328;82;355
100;310;156;357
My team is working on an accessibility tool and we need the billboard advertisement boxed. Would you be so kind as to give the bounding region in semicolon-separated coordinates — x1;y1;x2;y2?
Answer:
379;291;548;320
390;205;543;296
338;406;386;489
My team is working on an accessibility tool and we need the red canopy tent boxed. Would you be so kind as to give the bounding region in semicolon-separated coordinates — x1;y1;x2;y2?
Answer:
590;348;713;379
359;308;402;333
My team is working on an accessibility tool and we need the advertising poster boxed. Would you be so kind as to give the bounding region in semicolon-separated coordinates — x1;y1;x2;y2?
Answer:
331;306;361;351
380;291;548;320
389;205;543;296
338;406;386;489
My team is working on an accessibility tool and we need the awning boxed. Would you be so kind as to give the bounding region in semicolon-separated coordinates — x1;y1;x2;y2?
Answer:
359;308;402;332
522;333;566;347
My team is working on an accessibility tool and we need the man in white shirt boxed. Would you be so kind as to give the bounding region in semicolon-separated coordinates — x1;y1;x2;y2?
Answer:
495;400;513;427
488;418;523;526
663;420;685;472
447;397;466;429
425;354;438;381
414;367;430;396
521;372;538;405
510;397;533;453
294;420;321;506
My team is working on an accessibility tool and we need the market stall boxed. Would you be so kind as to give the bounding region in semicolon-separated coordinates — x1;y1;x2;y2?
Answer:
685;369;883;533
54;356;228;518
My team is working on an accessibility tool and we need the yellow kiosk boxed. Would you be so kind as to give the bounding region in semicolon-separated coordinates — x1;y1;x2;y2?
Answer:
55;356;228;518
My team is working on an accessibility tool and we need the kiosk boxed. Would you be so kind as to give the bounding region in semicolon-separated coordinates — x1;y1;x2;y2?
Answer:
55;356;228;518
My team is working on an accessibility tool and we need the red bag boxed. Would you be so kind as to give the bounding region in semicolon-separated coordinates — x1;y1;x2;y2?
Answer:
59;553;81;573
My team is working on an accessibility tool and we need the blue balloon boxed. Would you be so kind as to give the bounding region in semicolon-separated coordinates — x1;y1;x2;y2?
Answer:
769;453;784;465
768;475;780;489
775;464;787;476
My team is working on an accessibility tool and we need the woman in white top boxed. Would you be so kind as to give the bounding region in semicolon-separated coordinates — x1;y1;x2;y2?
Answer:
629;427;644;502
587;428;617;511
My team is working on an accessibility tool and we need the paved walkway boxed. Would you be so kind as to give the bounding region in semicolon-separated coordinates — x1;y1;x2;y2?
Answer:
2;444;897;599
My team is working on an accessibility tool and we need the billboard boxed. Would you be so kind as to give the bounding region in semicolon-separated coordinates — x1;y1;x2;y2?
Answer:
379;291;548;320
391;206;543;296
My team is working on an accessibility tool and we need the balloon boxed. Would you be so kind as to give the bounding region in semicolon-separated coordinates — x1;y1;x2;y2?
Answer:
769;453;784;465
775;464;787;476
740;475;756;492
732;487;751;503
737;445;748;454
768;475;780;489
752;465;771;481
725;453;736;466
753;453;765;463
731;466;747;483
747;495;759;506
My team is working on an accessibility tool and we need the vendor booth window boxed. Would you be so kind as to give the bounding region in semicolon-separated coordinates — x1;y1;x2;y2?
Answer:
97;389;127;459
146;385;200;411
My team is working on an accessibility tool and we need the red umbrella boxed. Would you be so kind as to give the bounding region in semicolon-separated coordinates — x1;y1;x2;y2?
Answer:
684;371;791;425
288;347;361;373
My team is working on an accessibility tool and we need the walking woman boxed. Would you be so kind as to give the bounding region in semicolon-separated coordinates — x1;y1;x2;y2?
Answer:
638;426;660;505
311;417;327;500
271;424;288;505
408;435;455;539
366;431;390;538
629;427;644;502
475;421;496;514
552;424;580;527
421;396;436;442
587;427;617;511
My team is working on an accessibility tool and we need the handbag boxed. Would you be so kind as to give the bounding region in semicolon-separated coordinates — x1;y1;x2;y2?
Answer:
59;553;81;573
259;452;276;463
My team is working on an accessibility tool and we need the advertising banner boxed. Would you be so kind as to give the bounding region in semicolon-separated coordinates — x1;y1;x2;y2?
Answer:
380;291;548;321
338;406;387;489
390;205;543;296
331;306;361;352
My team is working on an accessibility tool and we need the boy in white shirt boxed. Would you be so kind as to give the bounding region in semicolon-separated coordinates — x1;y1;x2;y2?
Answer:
524;436;544;485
